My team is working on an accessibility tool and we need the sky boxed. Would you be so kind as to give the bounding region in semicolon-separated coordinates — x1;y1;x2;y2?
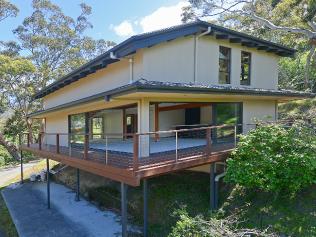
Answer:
0;0;190;44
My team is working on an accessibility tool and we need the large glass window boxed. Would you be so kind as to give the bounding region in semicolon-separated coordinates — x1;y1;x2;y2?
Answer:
218;46;231;84
212;103;242;142
69;113;86;144
240;51;251;85
91;117;103;139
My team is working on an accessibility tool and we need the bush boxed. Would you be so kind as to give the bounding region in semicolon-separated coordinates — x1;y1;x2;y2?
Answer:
225;122;316;196
0;146;15;167
168;209;276;237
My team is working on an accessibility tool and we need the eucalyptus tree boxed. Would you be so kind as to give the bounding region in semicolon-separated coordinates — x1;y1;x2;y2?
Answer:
0;0;18;22
13;0;115;88
0;55;36;160
0;0;115;161
182;0;316;91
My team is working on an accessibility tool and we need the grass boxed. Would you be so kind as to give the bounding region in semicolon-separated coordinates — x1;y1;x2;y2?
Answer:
0;188;18;237
0;159;59;188
70;169;316;237
0;159;59;236
221;185;316;237
87;171;211;237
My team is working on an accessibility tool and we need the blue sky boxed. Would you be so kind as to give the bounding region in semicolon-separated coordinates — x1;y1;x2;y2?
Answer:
0;0;187;44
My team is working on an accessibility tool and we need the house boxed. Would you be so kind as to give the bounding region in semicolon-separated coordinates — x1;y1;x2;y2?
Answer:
20;20;313;236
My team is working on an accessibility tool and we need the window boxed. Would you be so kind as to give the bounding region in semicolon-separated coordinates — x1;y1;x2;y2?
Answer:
91;117;103;139
218;46;231;84
240;51;251;85
69;113;87;144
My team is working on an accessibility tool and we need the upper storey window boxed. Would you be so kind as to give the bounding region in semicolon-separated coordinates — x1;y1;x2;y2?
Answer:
240;51;251;85
218;46;231;84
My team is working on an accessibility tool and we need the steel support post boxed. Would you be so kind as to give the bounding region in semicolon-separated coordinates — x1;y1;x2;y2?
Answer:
20;150;23;184
46;158;50;209
121;182;128;237
143;179;148;237
75;168;80;201
210;163;216;210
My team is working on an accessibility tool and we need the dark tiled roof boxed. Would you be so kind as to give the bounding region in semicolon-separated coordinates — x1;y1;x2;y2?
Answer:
28;79;315;118
105;79;315;98
33;20;295;100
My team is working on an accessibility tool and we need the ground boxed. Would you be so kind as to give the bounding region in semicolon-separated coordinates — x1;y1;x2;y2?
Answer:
56;167;316;237
2;182;139;237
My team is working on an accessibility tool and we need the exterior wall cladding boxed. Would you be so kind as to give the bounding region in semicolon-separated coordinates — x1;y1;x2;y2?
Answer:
43;35;279;109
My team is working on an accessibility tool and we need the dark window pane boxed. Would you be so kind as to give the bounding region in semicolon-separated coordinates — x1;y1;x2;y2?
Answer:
70;113;86;144
240;51;251;85
219;46;231;84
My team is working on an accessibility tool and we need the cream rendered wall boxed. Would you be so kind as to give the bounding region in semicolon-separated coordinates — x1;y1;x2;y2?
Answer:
200;106;212;124
103;110;123;135
197;37;279;89
142;37;195;83
149;107;185;137
44;114;68;146
243;100;277;132
43;51;143;109
43;35;279;110
142;36;279;90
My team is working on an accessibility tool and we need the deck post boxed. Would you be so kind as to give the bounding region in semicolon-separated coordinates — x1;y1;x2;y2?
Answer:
206;128;211;157
121;182;128;237
123;108;126;140
210;163;216;210
56;134;60;154
143;179;148;237
75;168;80;201
84;134;89;159
154;103;159;142
133;134;139;170
19;134;23;184
38;133;42;150
46;158;51;209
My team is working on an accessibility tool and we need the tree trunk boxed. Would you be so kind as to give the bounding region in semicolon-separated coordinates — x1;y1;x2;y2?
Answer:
304;45;316;90
0;133;20;161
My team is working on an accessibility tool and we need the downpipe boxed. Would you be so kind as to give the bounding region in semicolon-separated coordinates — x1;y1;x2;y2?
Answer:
214;162;226;209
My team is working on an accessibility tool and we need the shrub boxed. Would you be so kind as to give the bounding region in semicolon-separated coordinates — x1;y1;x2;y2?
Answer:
225;122;316;196
168;209;276;237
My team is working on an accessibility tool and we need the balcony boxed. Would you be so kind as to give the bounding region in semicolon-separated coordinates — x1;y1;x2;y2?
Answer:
20;125;239;186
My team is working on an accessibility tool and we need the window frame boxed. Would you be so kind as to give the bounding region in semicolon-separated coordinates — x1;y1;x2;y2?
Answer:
218;46;231;84
240;51;251;86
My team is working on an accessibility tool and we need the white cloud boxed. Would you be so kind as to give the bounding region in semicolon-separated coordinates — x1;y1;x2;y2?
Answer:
110;20;135;37
140;1;189;33
110;1;189;38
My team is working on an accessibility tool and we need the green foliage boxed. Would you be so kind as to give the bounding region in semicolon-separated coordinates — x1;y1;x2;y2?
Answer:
279;98;316;123
0;0;18;22
168;210;209;237
0;146;14;167
225;122;316;196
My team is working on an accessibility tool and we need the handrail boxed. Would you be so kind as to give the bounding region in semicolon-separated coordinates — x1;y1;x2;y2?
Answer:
21;124;242;137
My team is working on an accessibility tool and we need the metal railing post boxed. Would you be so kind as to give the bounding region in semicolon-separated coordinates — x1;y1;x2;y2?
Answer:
56;134;60;154
84;134;89;159
206;128;211;157
175;131;178;162
133;134;139;170
105;135;108;164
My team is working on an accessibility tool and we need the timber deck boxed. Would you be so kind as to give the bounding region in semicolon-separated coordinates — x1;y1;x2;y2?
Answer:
21;142;233;186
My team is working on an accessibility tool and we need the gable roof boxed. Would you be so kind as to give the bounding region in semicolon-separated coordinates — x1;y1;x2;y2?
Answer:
33;20;296;100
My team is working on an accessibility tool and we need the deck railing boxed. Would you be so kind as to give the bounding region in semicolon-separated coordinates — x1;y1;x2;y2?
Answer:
21;124;251;171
